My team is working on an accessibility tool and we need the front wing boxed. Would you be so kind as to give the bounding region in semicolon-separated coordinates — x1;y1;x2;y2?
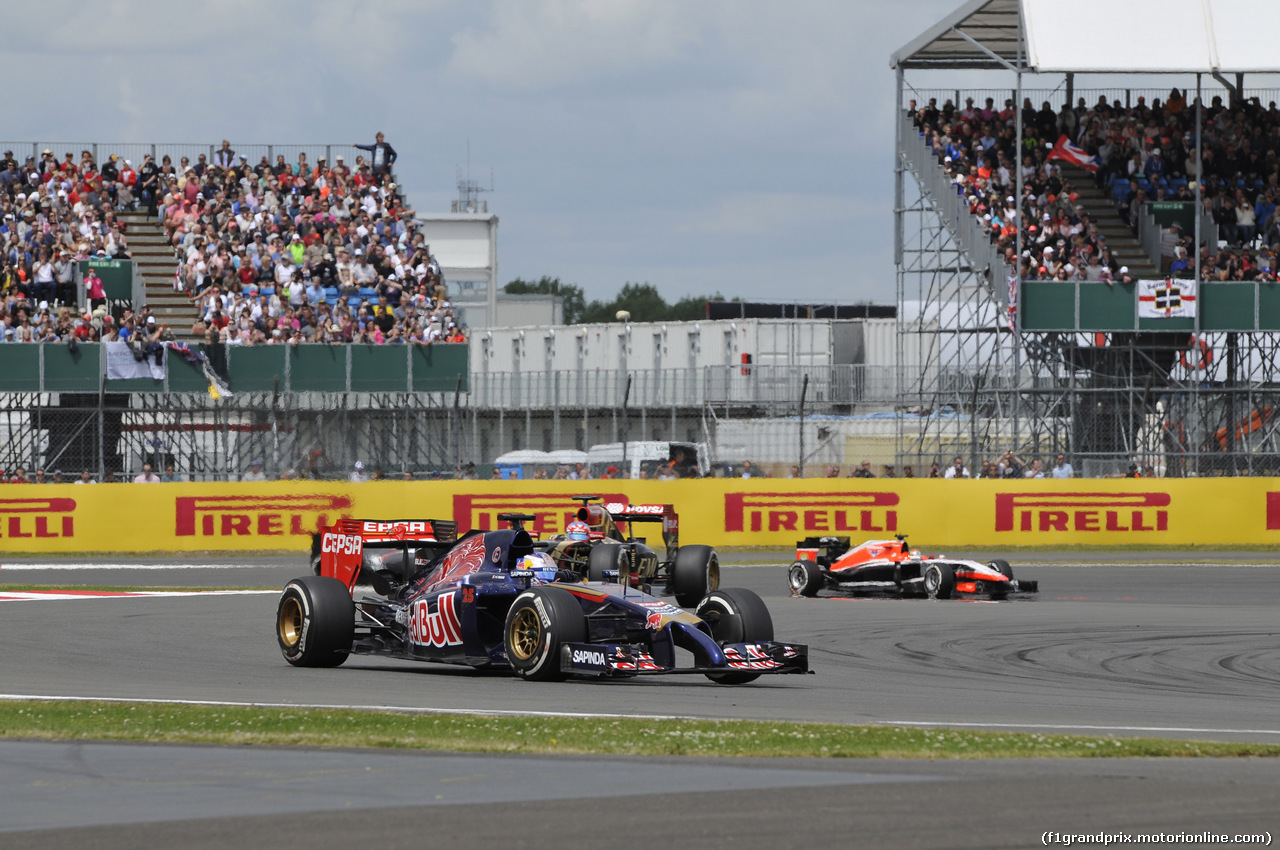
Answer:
560;641;809;677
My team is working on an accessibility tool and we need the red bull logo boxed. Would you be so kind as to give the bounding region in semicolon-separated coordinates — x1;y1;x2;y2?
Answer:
175;495;352;537
452;493;628;535
409;591;463;648
646;612;663;630
0;498;76;539
995;492;1170;533
724;492;898;534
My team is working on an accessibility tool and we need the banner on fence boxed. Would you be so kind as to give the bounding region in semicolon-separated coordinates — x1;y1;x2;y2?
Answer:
1137;278;1198;319
104;341;164;380
0;478;1277;553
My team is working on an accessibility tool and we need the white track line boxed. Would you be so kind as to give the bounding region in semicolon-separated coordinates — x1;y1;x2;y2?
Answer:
880;719;1280;736
0;694;693;721
0;563;286;570
0;694;1276;738
0;590;277;602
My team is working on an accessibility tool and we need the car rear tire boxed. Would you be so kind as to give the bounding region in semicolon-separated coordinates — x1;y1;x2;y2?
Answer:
922;563;955;599
277;576;355;667
504;586;587;682
696;587;773;684
672;545;720;608
587;544;629;584
787;560;824;597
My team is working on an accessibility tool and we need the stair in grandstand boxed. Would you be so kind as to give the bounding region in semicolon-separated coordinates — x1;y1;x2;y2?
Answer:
1057;166;1160;280
120;211;197;340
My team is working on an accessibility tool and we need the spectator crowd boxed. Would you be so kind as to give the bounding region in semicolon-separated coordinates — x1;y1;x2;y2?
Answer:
1;148;135;342
908;89;1280;284
1;133;471;347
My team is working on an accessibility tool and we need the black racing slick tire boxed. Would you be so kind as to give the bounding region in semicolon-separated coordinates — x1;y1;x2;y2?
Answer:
695;587;774;685
922;563;955;599
787;560;824;597
587;544;630;584
671;545;720;608
504;586;588;682
277;576;355;667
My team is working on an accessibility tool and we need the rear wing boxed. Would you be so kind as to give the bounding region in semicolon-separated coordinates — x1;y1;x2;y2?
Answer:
604;503;679;562
312;518;457;590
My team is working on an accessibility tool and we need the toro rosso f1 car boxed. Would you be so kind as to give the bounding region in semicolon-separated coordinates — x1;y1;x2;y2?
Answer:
278;515;809;683
787;535;1038;600
531;495;718;608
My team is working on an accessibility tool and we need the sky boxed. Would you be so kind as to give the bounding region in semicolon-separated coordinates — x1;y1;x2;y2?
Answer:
6;1;1268;307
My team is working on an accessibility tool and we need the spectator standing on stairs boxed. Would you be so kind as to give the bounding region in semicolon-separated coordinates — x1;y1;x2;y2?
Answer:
354;132;397;178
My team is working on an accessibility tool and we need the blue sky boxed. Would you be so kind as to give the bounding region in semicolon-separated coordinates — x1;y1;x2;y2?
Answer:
0;0;1079;305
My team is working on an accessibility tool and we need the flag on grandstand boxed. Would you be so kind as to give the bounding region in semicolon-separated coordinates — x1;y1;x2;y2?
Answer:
163;341;233;398
1046;135;1100;173
1137;278;1197;319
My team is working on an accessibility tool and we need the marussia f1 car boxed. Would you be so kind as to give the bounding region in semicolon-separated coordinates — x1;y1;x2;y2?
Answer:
530;495;718;608
278;514;809;683
787;535;1039;600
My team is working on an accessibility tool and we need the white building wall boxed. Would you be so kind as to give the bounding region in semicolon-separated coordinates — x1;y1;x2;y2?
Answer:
470;318;895;374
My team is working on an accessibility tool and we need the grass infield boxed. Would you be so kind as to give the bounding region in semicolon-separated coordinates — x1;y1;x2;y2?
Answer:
2;701;1278;759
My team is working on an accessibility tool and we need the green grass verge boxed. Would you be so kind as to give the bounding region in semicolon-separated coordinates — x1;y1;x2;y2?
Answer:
3;700;1278;759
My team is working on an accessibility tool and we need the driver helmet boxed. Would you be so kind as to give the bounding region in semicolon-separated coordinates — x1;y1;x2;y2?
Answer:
565;520;591;542
517;552;558;581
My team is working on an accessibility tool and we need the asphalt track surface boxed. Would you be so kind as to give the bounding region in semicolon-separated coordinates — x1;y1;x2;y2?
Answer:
2;551;1279;848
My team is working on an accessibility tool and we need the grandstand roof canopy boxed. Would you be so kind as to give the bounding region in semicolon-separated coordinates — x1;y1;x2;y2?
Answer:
891;0;1280;74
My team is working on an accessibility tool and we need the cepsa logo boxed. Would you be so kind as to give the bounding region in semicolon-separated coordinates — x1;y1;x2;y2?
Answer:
320;532;362;555
724;492;898;534
452;493;628;536
175;495;352;537
0;498;76;539
995;492;1170;533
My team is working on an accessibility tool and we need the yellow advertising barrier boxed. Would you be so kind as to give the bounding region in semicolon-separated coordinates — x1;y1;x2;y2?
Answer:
0;478;1277;554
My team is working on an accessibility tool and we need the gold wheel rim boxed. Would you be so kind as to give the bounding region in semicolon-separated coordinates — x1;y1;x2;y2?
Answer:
278;597;303;647
508;607;542;661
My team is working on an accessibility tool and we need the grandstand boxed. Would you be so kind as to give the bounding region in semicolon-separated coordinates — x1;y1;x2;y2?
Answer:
892;0;1280;477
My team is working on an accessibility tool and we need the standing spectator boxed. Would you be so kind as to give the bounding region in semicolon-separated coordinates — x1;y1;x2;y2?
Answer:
1160;222;1182;275
138;153;161;216
84;265;106;312
928;461;941;478
213;140;235;171
851;460;875;478
350;460;368;483
882;463;896;478
1051;453;1075;478
133;462;160;483
242;459;266;482
902;466;915;478
740;460;759;479
354;132;397;177
54;251;76;306
1024;458;1045;478
159;463;181;483
943;456;970;479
